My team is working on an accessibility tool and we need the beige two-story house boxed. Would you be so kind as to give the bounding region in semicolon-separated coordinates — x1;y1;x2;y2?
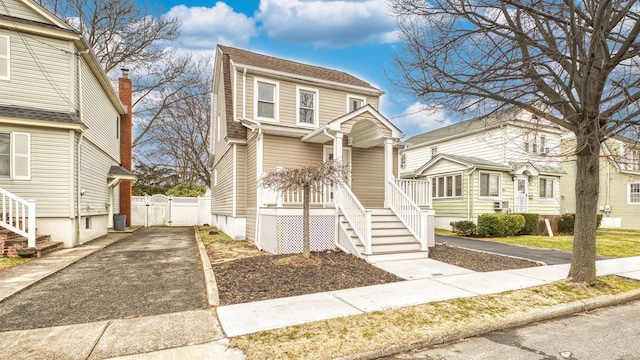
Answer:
210;45;434;262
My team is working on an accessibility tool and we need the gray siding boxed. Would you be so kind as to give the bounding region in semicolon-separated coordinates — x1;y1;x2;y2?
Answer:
0;124;72;217
212;146;234;214
0;29;76;113
0;0;55;24
79;139;119;216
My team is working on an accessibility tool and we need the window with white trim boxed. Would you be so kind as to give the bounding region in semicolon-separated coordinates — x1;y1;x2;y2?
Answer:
0;35;9;80
628;183;640;204
296;87;318;127
539;177;555;199
255;79;278;120
347;95;365;112
430;146;438;158
213;169;218;186
524;133;548;154
479;172;501;198
400;153;406;169
0;132;30;180
431;173;462;199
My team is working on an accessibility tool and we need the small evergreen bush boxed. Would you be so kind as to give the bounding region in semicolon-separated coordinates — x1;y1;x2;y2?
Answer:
514;213;539;235
559;213;603;235
450;221;476;236
477;214;525;237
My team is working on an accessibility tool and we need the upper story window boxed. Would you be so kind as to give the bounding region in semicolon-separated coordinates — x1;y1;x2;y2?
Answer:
0;132;30;180
400;153;406;169
255;78;279;121
347;95;366;112
430;146;438;158
525;133;548;154
297;86;318;127
479;172;501;198
539;177;555;199
431;173;462;199
0;35;9;81
628;183;640;204
621;145;640;172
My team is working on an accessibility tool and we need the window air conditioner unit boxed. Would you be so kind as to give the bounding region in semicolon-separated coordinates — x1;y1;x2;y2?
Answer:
494;201;509;210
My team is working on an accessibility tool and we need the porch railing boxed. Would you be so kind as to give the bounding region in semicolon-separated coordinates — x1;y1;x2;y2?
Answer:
394;179;432;207
336;185;372;255
0;187;36;248
282;186;326;205
388;179;431;250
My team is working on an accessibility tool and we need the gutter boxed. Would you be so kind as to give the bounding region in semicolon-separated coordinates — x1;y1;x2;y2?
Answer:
76;49;88;246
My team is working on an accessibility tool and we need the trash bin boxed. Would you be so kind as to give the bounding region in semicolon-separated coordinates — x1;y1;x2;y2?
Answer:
113;215;126;231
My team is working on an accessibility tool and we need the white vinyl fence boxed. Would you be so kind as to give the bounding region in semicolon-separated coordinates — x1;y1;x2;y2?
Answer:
131;194;211;227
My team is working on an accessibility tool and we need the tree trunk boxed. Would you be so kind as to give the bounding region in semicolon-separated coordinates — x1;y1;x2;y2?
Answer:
303;184;310;259
568;131;600;284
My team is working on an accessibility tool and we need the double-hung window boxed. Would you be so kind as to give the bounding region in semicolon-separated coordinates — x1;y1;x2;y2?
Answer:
256;79;278;120
0;35;9;81
431;173;462;199
347;95;365;112
539;177;555;199
628;183;640;204
0;132;31;180
297;87;318;127
479;172;500;198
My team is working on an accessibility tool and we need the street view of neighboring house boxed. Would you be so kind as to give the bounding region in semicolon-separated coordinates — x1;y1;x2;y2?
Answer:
0;0;134;255
401;107;566;229
561;134;640;230
209;45;434;262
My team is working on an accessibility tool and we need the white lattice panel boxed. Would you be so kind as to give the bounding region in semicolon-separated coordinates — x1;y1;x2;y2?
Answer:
276;215;336;254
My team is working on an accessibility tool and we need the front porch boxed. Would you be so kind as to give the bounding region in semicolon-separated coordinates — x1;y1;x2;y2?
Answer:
255;178;435;263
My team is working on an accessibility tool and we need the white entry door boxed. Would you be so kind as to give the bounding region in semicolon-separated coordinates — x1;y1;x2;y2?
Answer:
514;177;528;213
323;146;351;203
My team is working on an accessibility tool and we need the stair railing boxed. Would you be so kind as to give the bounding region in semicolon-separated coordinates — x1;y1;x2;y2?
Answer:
388;178;432;250
336;185;372;255
1;188;36;248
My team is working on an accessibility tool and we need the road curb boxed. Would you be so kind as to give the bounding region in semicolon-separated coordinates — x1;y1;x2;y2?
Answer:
336;287;640;360
193;226;220;307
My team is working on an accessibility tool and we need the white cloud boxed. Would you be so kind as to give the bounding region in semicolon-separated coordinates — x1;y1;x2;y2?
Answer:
391;102;454;138
165;2;257;50
257;0;398;47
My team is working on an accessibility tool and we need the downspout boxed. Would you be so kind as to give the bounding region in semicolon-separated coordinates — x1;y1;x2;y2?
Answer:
467;166;477;221
254;128;263;250
76;50;88;246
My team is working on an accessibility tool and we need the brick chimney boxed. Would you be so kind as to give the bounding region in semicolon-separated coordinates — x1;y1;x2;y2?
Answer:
118;68;132;227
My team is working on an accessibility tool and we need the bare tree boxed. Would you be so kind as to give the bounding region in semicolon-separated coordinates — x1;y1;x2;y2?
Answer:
138;57;212;186
389;0;640;283
260;161;351;258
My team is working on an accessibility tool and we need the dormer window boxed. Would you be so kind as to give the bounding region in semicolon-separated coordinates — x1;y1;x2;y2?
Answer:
255;78;279;121
347;95;366;112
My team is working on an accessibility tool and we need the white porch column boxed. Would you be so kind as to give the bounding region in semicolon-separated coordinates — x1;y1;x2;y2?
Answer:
333;132;343;163
384;138;393;208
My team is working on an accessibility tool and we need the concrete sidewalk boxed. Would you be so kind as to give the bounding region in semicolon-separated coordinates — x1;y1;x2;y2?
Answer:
217;256;640;337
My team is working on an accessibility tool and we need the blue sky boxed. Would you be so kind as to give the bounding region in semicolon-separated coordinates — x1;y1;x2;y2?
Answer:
154;0;452;138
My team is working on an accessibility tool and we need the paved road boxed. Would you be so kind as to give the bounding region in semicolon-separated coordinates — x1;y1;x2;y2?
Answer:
380;300;640;359
0;227;207;332
436;235;609;265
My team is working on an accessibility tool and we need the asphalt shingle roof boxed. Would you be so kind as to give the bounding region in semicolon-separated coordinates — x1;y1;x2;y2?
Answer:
0;105;81;124
218;45;380;91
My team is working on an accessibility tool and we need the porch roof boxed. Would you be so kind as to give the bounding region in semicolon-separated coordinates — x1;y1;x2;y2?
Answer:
510;162;567;176
415;153;512;176
301;105;403;148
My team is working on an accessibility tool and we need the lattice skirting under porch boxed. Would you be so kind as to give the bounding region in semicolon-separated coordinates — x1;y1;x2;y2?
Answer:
258;208;337;255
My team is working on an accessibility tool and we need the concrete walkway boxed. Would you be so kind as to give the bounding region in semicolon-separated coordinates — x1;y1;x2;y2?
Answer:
1;229;640;359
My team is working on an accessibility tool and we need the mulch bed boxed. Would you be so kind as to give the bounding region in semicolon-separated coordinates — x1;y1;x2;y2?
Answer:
212;245;541;305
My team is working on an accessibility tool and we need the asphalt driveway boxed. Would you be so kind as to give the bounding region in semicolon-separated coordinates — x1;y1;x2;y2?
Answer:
0;227;207;332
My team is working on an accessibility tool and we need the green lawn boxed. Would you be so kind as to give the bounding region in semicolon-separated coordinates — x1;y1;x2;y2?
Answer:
438;228;640;258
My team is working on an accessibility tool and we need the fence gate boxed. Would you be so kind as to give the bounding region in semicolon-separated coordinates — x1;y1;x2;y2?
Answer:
131;194;211;227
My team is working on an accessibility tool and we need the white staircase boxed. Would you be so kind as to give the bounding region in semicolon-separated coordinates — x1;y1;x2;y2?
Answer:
340;208;429;263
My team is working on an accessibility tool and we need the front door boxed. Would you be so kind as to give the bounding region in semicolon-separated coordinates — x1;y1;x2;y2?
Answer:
514;177;528;213
323;146;351;203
